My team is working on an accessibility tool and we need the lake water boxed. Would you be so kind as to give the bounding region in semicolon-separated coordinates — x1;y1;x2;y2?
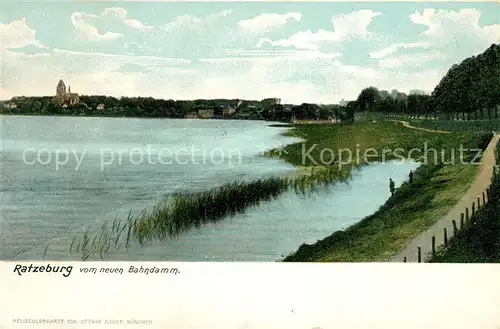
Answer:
0;115;419;261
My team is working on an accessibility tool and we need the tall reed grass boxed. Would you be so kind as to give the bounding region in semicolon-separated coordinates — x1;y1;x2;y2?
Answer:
69;164;355;260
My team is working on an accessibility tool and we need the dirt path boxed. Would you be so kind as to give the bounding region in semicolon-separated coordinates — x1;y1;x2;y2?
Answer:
389;133;500;262
391;120;450;134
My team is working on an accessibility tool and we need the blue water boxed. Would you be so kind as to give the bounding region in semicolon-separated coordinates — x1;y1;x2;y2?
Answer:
0;115;419;261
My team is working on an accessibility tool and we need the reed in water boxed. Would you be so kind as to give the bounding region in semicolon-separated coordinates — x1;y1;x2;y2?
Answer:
69;164;354;260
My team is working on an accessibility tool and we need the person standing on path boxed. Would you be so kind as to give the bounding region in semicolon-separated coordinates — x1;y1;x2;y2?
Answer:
409;170;413;184
389;178;395;196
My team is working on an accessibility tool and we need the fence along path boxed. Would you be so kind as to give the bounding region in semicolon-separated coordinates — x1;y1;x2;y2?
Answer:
389;133;500;263
390;120;450;134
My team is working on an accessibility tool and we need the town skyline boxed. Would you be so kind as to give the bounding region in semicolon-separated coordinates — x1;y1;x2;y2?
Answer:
1;2;499;103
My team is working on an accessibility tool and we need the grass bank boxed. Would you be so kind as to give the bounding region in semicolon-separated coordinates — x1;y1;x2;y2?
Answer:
408;119;500;133
429;141;500;263
268;121;483;167
282;125;493;262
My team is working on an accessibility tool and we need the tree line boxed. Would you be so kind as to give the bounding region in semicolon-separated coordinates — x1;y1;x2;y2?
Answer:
0;94;350;122
351;43;500;120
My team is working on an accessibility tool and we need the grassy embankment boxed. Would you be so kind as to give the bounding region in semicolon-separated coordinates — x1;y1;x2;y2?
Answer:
279;121;492;262
408;119;500;133
429;140;500;263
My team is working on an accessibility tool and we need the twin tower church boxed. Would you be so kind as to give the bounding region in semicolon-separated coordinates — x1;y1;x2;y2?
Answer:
53;79;80;106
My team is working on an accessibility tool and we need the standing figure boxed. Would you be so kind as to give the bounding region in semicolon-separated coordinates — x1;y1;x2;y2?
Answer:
409;170;413;184
389;178;395;196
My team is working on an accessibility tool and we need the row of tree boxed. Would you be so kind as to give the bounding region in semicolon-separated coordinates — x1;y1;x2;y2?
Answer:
352;87;431;115
350;43;500;120
0;96;257;118
1;94;353;122
432;43;500;119
260;103;348;122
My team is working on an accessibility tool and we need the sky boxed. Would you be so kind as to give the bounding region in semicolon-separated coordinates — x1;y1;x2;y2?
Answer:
1;2;499;104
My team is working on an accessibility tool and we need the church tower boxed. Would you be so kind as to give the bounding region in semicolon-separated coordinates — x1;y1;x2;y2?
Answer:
56;80;66;97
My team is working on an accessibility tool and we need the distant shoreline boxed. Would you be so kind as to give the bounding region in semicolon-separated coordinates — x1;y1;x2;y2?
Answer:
0;112;286;123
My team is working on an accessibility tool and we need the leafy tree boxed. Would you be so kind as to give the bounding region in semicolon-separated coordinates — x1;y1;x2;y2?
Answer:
356;87;381;112
431;43;500;119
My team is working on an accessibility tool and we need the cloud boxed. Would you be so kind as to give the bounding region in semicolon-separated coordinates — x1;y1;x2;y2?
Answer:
0;18;47;50
6;44;53;55
377;51;447;68
332;9;382;39
163;9;233;32
256;30;342;51
115;62;196;76
65;8;239;58
369;42;431;59
102;7;153;31
70;7;155;43
202;49;341;62
409;8;500;45
255;10;381;51
237;12;302;33
369;9;500;69
71;12;123;42
114;63;149;73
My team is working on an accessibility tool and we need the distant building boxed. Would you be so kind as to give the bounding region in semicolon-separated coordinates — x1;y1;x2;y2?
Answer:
4;102;17;109
409;89;427;95
261;98;281;105
53;80;79;106
339;99;350;107
97;104;105;110
198;109;214;118
223;107;236;116
185;111;199;119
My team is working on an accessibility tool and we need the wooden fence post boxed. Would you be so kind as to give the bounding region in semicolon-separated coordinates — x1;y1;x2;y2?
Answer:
483;192;486;206
465;207;469;223
444;228;448;246
487;189;491;203
417;247;421;263
472;202;475;216
477;196;481;209
432;236;436;255
460;213;465;229
452;220;458;235
403;257;407;263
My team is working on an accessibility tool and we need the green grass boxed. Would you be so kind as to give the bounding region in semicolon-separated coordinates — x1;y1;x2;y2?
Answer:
283;163;480;261
429;141;500;263
408;119;500;133
282;126;493;262
269;121;488;167
429;197;500;262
